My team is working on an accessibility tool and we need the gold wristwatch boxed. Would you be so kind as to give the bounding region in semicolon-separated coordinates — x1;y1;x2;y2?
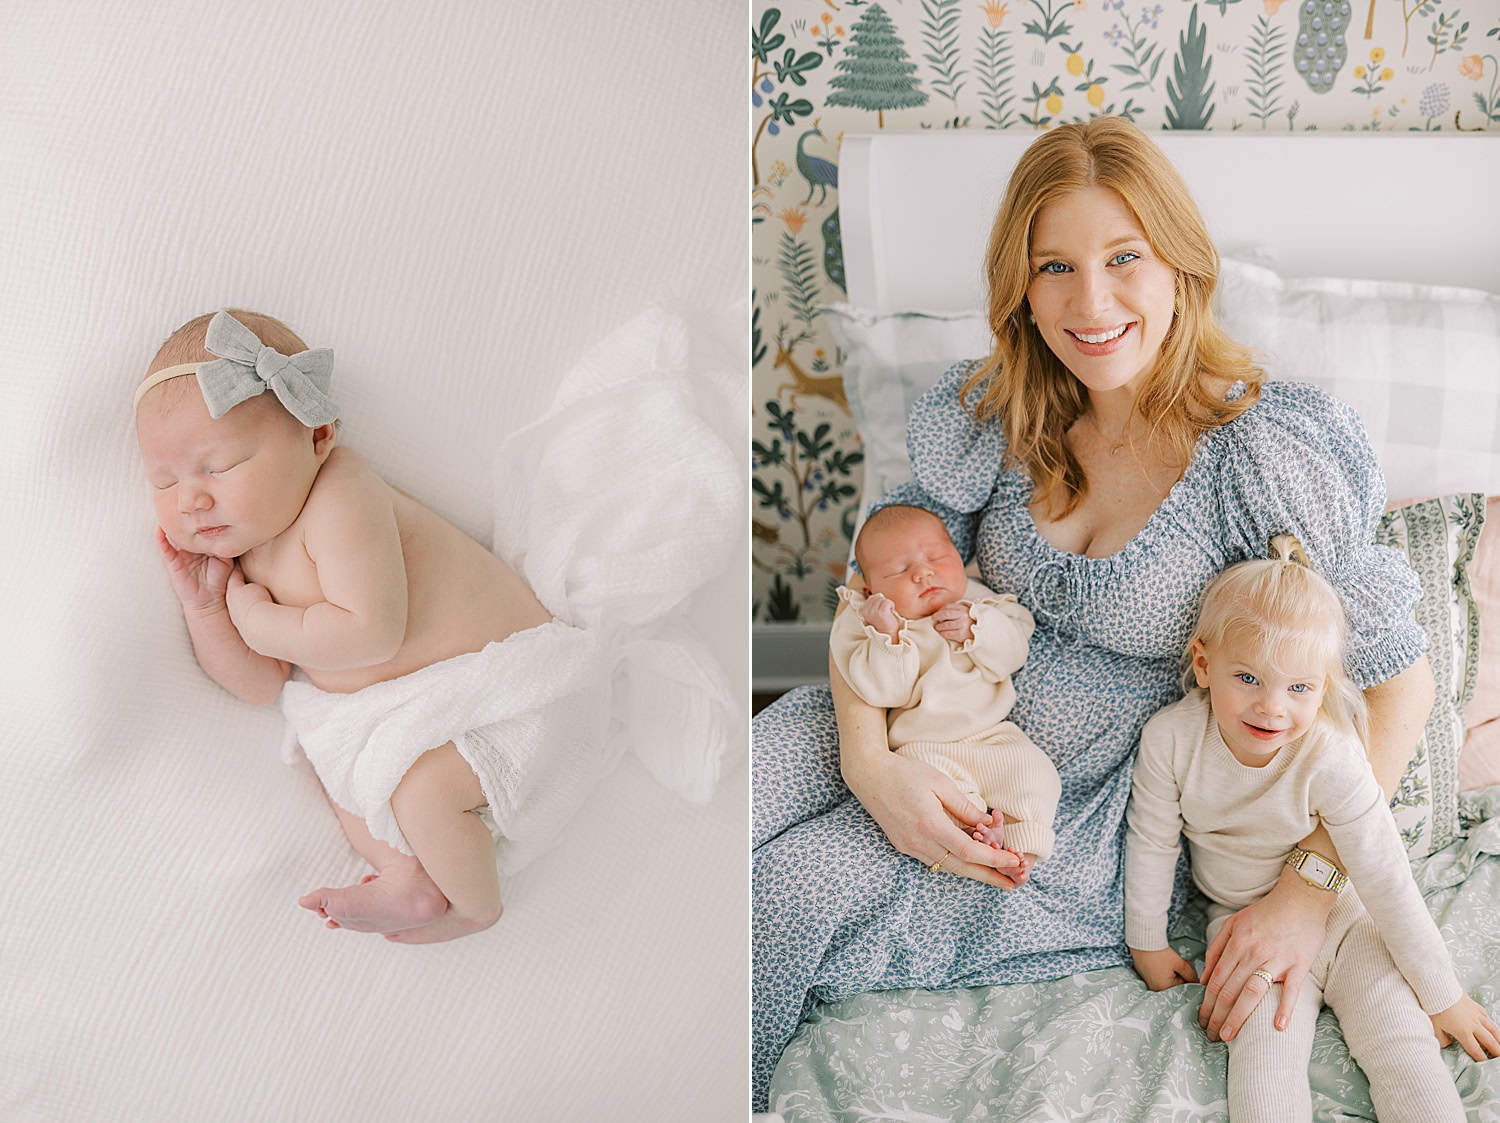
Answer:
1285;846;1347;892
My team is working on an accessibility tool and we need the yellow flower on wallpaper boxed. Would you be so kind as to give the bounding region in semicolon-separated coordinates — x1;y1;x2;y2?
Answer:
1461;55;1484;79
1046;92;1063;112
1371;47;1386;63
1354;65;1366;78
1380;68;1393;81
980;1;1008;29
1087;84;1104;106
1066;53;1085;76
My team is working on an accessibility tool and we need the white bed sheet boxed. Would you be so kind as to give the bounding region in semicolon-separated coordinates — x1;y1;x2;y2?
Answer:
0;3;746;1119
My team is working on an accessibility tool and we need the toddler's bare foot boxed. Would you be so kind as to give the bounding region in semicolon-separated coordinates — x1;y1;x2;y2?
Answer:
298;867;448;933
383;901;503;945
972;818;1006;849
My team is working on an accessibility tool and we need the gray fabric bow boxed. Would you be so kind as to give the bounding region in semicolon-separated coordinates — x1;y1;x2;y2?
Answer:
196;310;339;426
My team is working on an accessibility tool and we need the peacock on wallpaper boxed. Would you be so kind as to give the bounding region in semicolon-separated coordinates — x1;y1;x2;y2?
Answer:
750;0;1500;625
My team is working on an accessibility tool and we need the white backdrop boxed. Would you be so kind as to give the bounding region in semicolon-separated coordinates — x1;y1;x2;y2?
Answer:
0;3;747;1119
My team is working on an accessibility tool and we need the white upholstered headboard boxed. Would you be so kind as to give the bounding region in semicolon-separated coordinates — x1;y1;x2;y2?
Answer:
840;132;1500;311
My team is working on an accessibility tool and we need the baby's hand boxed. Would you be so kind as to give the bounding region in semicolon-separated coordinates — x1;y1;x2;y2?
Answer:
1430;994;1500;1062
1130;946;1199;992
932;602;974;645
224;565;272;632
860;592;903;641
155;526;232;616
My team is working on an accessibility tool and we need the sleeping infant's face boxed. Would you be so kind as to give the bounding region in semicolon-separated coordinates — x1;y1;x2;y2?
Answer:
135;380;332;560
857;508;968;620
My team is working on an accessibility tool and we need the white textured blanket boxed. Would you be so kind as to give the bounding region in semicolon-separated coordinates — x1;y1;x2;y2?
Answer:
0;2;745;1119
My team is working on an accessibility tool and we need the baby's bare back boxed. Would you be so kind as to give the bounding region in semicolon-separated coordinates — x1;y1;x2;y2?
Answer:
242;447;550;694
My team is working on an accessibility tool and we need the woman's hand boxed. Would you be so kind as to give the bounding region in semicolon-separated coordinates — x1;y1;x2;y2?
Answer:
1131;946;1199;991
155;526;232;616
1431;995;1500;1062
1198;866;1335;1042
844;748;1025;889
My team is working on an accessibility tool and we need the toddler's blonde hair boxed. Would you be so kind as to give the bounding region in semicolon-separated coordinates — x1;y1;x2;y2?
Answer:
1186;534;1369;746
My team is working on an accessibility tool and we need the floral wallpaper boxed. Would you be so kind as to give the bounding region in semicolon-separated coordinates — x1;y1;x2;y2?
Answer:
750;0;1500;624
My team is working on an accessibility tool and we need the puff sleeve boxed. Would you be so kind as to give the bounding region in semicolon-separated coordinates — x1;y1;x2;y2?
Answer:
1215;382;1425;689
865;359;1009;566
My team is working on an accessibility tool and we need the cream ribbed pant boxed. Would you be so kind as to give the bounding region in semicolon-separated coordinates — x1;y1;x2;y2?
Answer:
1220;892;1464;1122
896;724;1061;860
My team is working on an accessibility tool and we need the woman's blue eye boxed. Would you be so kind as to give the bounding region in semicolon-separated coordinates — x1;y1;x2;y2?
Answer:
1109;251;1140;266
1038;261;1069;274
1235;672;1257;685
1289;683;1310;694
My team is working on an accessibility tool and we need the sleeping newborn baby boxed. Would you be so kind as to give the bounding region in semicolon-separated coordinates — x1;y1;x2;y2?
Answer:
135;308;601;944
831;505;1062;874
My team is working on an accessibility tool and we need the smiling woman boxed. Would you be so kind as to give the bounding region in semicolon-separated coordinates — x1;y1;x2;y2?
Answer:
752;116;1439;1111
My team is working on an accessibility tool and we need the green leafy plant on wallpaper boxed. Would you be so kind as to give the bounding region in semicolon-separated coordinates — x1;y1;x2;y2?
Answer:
1023;0;1074;44
1165;5;1215;128
1426;11;1470;70
1398;0;1440;58
1246;15;1286;128
752;7;822;184
753;399;864;618
778;231;821;330
1021;75;1066;128
977;21;1017;128
1471;31;1500;127
921;0;966;104
1105;4;1165;95
828;3;930;126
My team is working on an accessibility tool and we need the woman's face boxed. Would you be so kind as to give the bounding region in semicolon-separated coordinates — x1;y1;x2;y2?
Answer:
1024;185;1179;399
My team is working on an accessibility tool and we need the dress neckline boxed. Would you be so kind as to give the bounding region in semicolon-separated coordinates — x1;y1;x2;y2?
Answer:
1015;379;1255;565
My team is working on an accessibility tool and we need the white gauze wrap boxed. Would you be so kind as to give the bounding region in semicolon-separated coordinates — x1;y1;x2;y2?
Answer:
278;309;740;873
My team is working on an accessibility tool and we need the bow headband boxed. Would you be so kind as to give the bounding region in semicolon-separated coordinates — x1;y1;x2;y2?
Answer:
132;310;339;427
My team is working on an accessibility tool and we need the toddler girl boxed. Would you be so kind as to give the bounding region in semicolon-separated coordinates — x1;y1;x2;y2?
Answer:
136;309;606;944
1124;535;1498;1121
831;504;1061;871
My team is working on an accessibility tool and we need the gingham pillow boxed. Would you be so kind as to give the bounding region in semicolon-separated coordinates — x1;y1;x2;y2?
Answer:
1376;493;1486;857
1215;260;1500;504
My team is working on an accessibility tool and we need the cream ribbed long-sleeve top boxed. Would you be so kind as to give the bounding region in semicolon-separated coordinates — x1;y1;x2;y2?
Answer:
1123;689;1462;1015
830;579;1034;748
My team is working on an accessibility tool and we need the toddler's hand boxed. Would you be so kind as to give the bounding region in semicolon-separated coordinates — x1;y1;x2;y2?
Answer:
932;602;974;645
1430;994;1500;1062
860;592;903;641
225;564;271;631
1131;946;1200;992
155;526;232;616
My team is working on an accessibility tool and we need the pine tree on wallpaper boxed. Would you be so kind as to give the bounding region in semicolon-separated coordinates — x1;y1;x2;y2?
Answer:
827;4;929;126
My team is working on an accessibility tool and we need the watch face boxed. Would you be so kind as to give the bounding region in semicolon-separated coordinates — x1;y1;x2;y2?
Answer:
1304;855;1334;883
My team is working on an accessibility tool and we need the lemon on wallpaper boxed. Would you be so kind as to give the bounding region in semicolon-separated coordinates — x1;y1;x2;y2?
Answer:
1295;0;1351;93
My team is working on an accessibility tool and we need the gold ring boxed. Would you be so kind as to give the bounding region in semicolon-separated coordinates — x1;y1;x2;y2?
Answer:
1250;968;1274;986
928;850;950;874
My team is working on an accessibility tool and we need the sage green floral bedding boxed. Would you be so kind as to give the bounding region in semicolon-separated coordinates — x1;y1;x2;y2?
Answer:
769;787;1500;1122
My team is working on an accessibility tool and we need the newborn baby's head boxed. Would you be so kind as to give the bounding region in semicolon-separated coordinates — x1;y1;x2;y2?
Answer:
134;309;335;559
854;505;967;620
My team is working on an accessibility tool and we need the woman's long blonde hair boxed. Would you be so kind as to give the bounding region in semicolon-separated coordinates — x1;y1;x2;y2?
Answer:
1186;535;1370;747
962;116;1264;518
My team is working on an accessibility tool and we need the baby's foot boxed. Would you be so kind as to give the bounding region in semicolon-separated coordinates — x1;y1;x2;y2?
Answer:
298;867;448;934
971;817;1006;850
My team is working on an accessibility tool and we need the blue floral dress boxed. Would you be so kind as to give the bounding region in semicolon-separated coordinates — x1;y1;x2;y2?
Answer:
750;361;1427;1109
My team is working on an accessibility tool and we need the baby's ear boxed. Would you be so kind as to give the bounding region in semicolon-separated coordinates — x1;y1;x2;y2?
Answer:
311;421;337;457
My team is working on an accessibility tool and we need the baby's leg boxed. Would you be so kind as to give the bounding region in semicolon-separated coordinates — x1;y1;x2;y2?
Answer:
1322;914;1466;1122
381;742;503;945
299;787;447;934
1225;977;1323;1123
